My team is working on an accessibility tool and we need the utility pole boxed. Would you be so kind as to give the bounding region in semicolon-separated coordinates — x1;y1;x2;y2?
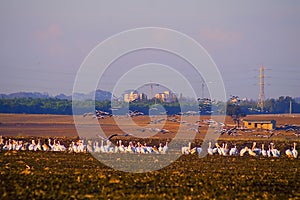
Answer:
290;100;292;115
201;81;205;99
145;83;160;100
150;84;153;100
258;64;265;111
200;80;214;99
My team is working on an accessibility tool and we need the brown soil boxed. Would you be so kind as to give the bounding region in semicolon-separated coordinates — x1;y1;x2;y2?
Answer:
0;113;299;141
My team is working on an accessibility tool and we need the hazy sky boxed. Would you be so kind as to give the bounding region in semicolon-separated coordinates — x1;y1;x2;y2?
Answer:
1;1;300;100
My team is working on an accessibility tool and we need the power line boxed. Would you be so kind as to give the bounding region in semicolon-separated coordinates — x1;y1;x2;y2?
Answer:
258;64;265;111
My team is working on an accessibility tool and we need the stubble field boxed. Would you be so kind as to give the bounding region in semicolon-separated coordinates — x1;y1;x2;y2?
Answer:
1;151;299;199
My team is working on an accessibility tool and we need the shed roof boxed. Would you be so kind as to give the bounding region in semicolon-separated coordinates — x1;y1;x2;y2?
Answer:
243;119;276;124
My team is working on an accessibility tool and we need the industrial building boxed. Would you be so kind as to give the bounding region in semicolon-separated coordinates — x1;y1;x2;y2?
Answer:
123;91;147;102
243;119;276;130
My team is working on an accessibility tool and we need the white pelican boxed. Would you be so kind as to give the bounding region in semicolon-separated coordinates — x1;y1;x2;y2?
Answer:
76;140;85;152
48;139;53;151
252;142;262;156
136;142;142;154
42;139;50;151
93;141;101;153
100;140;105;153
158;143;163;153
196;147;202;155
207;142;214;155
11;140;17;150
68;143;74;153
220;143;229;156
126;141;136;153
229;145;238;156
248;142;259;156
86;140;93;153
270;143;280;157
286;142;298;158
261;144;267;157
182;142;191;154
57;141;66;151
118;140;126;153
16;141;23;151
105;140;114;153
21;142;27;151
240;146;249;157
52;140;59;151
152;145;159;154
35;139;42;151
28;140;36;151
114;141;119;153
267;145;272;157
144;143;153;154
2;140;11;150
8;139;13;150
292;142;298;158
162;142;169;154
286;145;293;158
214;143;223;155
71;141;78;153
212;143;219;155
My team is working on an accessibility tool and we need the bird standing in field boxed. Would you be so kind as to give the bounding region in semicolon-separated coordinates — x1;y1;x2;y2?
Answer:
286;142;298;158
240;146;249;157
270;143;280;157
220;143;229;156
182;142;191;154
229;145;238;156
162;141;169;154
35;139;42;151
261;144;267;157
28;140;36;151
207;142;214;155
292;142;298;158
248;142;260;156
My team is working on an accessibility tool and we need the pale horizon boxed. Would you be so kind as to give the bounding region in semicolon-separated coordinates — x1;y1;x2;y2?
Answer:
1;1;300;100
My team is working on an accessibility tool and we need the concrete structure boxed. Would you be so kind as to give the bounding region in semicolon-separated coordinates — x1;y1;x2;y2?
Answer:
155;91;176;102
123;91;147;102
243;119;276;130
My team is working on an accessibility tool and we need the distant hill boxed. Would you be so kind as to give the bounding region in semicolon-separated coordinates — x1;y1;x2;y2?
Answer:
0;90;112;101
0;92;50;99
71;90;112;101
55;93;72;100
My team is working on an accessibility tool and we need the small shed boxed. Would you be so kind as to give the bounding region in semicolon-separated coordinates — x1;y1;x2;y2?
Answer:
243;119;276;130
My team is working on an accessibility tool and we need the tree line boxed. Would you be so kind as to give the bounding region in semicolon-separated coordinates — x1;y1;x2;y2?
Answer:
0;96;299;115
226;96;300;115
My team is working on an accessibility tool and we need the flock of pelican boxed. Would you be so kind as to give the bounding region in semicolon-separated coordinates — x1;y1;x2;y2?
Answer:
0;135;298;158
0;135;169;154
183;141;298;158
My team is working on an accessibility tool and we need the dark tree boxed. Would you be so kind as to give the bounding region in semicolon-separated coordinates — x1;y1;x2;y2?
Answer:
226;103;246;127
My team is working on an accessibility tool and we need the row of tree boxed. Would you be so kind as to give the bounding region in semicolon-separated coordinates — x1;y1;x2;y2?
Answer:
0;96;299;115
227;96;300;115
